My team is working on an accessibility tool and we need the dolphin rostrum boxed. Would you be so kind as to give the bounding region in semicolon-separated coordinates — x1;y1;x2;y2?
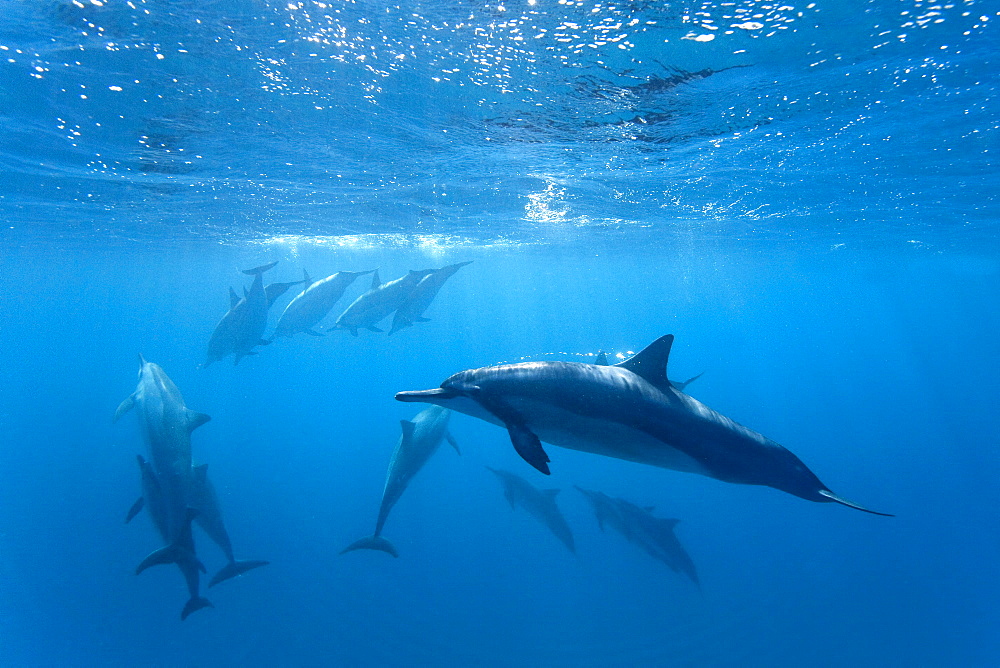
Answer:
341;405;461;558
116;357;214;619
270;269;375;340
389;261;473;335
575;486;699;585
187;464;269;588
486;467;575;553
204;262;302;367
335;269;436;336
396;334;890;515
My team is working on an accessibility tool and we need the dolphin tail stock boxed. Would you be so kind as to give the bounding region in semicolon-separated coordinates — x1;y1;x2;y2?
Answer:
339;535;399;558
242;261;278;276
181;596;214;621
208;559;271;588
818;489;894;517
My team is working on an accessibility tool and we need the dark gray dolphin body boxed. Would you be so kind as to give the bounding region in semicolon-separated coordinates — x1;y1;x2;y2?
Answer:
116;357;214;619
335;269;436;336
341;405;460;558
271;269;374;339
187;464;269;587
204;262;302;367
486;467;575;553
389;261;472;335
396;334;890;515
128;455;212;620
576;486;698;585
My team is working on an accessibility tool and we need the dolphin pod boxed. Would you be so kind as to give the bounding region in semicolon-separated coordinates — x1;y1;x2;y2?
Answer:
116;356;267;619
396;333;891;516
270;269;375;340
575;486;699;585
341;405;461;558
486;467;575;553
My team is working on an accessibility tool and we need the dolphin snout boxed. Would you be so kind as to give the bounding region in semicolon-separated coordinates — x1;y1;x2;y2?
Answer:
395;388;457;403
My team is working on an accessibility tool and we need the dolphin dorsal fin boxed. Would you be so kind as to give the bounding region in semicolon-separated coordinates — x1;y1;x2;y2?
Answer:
303;269;312;287
399;419;416;440
594;351;608;366
370;270;381;290
614;334;674;390
229;287;240;308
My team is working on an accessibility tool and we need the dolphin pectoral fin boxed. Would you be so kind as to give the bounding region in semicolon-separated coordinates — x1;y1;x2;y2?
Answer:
242;261;278;275
125;497;144;523
304;328;324;337
181;597;213;621
818;490;894;517
113;394;136;423
185;410;211;432
340;535;399;558
208;559;270;587
508;423;551;475
445;432;461;456
366;326;384;333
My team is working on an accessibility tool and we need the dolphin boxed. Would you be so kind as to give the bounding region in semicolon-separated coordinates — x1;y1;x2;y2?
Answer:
594;349;702;391
395;334;890;515
486;467;575;553
270;269;375;340
389;261;473;335
204;262;302;367
341;405;461;558
187;464;270;588
334;269;436;336
128;455;213;620
576;486;699;585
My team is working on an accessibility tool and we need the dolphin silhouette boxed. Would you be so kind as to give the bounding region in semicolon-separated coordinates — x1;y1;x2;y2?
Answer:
271;269;374;340
396;334;890;515
389;261;472;335
487;467;575;553
335;269;436;336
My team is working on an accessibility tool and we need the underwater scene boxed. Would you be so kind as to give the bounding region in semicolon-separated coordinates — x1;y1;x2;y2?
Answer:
0;0;998;666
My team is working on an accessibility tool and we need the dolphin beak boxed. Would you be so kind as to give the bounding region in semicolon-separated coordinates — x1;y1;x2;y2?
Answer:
395;388;457;403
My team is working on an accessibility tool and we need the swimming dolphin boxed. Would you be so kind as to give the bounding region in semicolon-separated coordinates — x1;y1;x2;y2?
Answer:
204;262;302;367
270;269;375;340
395;334;890;515
341;405;461;558
187;464;269;588
575;486;699;585
128;455;213;620
389;261;473;335
335;269;436;336
594;349;702;391
486;467;575;553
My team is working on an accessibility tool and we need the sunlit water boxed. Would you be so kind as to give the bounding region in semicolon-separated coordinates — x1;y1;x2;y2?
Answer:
0;1;997;666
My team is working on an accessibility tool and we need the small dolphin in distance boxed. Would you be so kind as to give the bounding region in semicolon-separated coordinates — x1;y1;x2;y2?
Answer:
335;268;436;336
389;261;473;335
486;467;575;553
576;486;699;585
396;334;891;516
270;268;375;340
341;405;461;558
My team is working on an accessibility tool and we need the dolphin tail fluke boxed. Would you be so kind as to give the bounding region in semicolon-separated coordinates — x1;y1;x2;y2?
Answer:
181;596;214;621
818;490;894;517
673;372;704;392
208;559;270;588
339;535;399;558
135;544;204;575
242;261;278;275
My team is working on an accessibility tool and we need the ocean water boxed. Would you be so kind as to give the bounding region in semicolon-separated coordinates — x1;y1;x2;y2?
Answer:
1;0;998;665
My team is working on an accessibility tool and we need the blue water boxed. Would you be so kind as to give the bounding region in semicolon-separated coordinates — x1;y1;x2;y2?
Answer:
1;0;998;665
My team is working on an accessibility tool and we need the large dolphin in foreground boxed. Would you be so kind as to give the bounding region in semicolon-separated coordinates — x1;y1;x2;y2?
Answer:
486;467;575;553
389;261;473;335
335;269;436;336
341;405;461;558
115;356;214;618
187;464;269;587
270;269;374;340
396;334;891;515
576;486;699;585
204;262;302;367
